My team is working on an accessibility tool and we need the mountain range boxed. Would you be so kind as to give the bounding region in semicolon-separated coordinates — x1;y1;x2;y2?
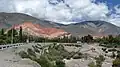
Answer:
60;21;120;37
0;12;120;38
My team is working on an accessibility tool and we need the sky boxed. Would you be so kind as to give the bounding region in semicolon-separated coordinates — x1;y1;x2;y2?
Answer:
0;0;120;26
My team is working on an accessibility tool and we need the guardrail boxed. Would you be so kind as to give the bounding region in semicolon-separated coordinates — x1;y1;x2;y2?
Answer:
0;43;24;50
0;43;81;50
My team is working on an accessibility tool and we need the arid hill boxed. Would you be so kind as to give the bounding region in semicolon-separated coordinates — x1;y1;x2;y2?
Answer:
8;22;70;38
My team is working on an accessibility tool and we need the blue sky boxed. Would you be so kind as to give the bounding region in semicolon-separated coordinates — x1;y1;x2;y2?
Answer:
97;0;120;5
96;0;120;9
0;0;120;26
95;0;120;14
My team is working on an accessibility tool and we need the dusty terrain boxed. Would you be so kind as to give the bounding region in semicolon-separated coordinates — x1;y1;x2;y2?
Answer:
64;43;113;67
0;43;41;67
0;43;115;67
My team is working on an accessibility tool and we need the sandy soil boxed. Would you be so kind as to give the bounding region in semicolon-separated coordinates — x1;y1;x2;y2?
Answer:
0;43;41;67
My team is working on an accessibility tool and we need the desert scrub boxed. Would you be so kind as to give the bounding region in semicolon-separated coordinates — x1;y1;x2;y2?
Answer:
27;48;36;57
95;55;105;67
35;55;56;67
19;51;29;58
32;45;40;53
19;44;67;67
56;60;65;67
88;62;96;67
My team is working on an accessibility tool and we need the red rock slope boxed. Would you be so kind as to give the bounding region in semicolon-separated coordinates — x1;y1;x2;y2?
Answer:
9;22;70;38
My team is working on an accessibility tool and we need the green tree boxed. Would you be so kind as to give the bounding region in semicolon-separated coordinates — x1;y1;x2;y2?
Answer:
0;28;4;35
81;34;93;43
108;35;114;43
19;26;23;42
7;28;18;37
7;28;18;43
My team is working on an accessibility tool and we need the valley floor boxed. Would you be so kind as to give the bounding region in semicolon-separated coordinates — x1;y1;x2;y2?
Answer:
64;43;113;67
0;43;116;67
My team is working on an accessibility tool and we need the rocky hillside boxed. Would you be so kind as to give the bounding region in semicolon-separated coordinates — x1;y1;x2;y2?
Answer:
60;21;120;37
8;22;70;38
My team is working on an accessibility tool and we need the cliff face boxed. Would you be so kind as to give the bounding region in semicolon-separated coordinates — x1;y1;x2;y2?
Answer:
9;22;70;38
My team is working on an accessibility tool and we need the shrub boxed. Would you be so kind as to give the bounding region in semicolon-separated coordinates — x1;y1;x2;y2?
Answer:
105;51;108;53
75;45;82;47
73;55;82;59
95;55;105;67
111;52;116;58
117;51;120;54
27;48;36;57
32;45;40;53
102;48;106;52
88;62;96;67
19;51;29;58
35;56;56;67
113;59;120;67
56;60;65;67
108;49;117;52
116;53;120;59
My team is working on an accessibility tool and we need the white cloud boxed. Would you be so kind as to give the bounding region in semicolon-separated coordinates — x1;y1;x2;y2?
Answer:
0;0;120;26
107;5;120;26
114;5;120;14
13;0;47;18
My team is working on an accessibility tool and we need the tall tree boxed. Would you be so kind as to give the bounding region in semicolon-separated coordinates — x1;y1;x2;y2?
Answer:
81;34;93;43
19;26;23;42
0;28;4;35
7;28;17;37
7;28;18;43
